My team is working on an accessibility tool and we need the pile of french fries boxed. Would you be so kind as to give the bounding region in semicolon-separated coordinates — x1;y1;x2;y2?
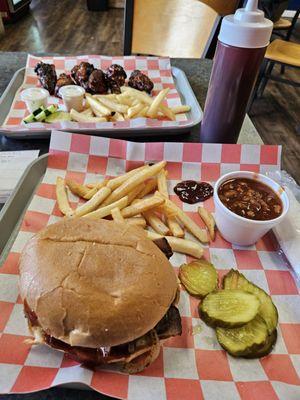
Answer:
56;161;216;259
70;86;191;123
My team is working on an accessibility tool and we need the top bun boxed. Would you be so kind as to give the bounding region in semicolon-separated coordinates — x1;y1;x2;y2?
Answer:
19;218;178;348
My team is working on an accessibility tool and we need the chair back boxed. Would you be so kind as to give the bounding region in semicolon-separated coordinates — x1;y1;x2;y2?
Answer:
124;0;240;58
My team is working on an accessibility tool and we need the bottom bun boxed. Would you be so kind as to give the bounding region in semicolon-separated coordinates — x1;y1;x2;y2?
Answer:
27;324;161;374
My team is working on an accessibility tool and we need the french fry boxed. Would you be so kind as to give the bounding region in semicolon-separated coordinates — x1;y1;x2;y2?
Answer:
121;196;164;218
116;93;134;106
84;196;128;220
125;216;147;228
147;88;170;118
143;210;170;236
127;102;144;119
72;186;111;217
107;165;148;191
111;207;125;223
137;178;157;198
135;106;149;118
70;109;107;123
102;161;167;206
93;94;117;100
120;86;151;103
171;105;191;114
146;231;203;258
157;169;169;198
167;216;185;238
83;180;108;200
127;183;146;204
159;104;176;121
65;179;91;199
120;87;185;121
81;108;94;116
110;112;125;122
157;170;184;237
96;96;129;114
198;207;216;241
85;94;112;117
56;177;73;216
155;192;209;243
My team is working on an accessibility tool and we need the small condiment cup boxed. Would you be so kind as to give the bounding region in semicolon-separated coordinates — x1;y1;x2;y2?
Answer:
213;171;289;246
59;85;85;112
21;87;49;113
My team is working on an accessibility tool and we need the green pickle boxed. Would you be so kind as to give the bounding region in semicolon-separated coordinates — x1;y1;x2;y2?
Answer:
244;329;277;359
179;260;218;297
200;289;260;328
223;269;278;334
216;315;268;357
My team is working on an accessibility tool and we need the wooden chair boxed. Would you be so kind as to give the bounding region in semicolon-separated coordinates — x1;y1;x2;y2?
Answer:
255;39;300;98
123;0;240;58
273;7;300;41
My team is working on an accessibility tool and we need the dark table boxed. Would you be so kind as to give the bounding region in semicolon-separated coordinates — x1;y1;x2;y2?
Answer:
0;52;261;400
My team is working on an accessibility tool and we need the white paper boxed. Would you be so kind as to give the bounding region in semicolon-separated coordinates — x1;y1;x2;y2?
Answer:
273;187;300;279
0;150;39;203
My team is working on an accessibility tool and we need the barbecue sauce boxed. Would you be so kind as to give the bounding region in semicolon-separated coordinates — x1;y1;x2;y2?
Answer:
218;178;282;221
174;181;213;204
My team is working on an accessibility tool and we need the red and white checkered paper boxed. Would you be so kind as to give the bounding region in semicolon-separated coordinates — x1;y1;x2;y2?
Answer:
2;55;191;132
0;131;300;399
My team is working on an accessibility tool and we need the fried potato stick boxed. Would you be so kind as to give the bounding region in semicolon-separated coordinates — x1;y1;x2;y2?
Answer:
83;196;128;220
72;186;111;217
107;165;148;191
102;161;166;206
137;178;157;199
56;177;73;216
66;179;91;199
155;192;208;243
143;210;170;236
111;207;125;223
198;207;216;241
146;231;203;259
157;170;184;238
121;196;164;218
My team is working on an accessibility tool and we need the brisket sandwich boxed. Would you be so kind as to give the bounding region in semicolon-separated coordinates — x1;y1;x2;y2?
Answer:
19;218;181;373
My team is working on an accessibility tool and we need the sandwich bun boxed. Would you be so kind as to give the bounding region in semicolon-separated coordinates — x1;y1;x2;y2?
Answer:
19;218;178;348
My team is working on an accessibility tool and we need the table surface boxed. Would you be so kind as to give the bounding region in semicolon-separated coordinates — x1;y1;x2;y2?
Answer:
0;52;262;400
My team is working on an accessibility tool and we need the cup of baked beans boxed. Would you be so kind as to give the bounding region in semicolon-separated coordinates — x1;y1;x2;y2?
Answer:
213;171;289;246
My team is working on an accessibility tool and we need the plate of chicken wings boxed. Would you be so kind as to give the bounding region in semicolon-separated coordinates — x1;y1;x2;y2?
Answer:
0;54;202;139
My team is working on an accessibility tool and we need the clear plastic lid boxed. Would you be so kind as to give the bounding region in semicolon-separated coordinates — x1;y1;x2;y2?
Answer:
219;0;273;48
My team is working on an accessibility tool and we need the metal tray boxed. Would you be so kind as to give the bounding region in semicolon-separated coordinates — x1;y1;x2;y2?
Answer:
0;154;48;261
0;67;202;139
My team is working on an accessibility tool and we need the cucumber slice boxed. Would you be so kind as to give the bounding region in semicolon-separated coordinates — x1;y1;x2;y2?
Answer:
200;289;260;328
179;260;218;297
34;104;58;122
23;106;45;123
216;315;268;357
223;269;278;334
45;111;71;123
244;329;277;359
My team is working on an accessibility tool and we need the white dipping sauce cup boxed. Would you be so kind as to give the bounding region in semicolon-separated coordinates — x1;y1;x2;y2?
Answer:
213;171;289;246
59;85;85;112
21;87;49;113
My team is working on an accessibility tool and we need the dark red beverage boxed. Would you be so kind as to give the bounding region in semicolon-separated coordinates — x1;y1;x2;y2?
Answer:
201;41;266;144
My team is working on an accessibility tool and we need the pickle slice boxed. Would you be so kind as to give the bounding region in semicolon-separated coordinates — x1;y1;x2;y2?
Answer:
223;269;278;334
244;329;277;359
216;315;268;357
179;260;218;297
200;289;260;328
